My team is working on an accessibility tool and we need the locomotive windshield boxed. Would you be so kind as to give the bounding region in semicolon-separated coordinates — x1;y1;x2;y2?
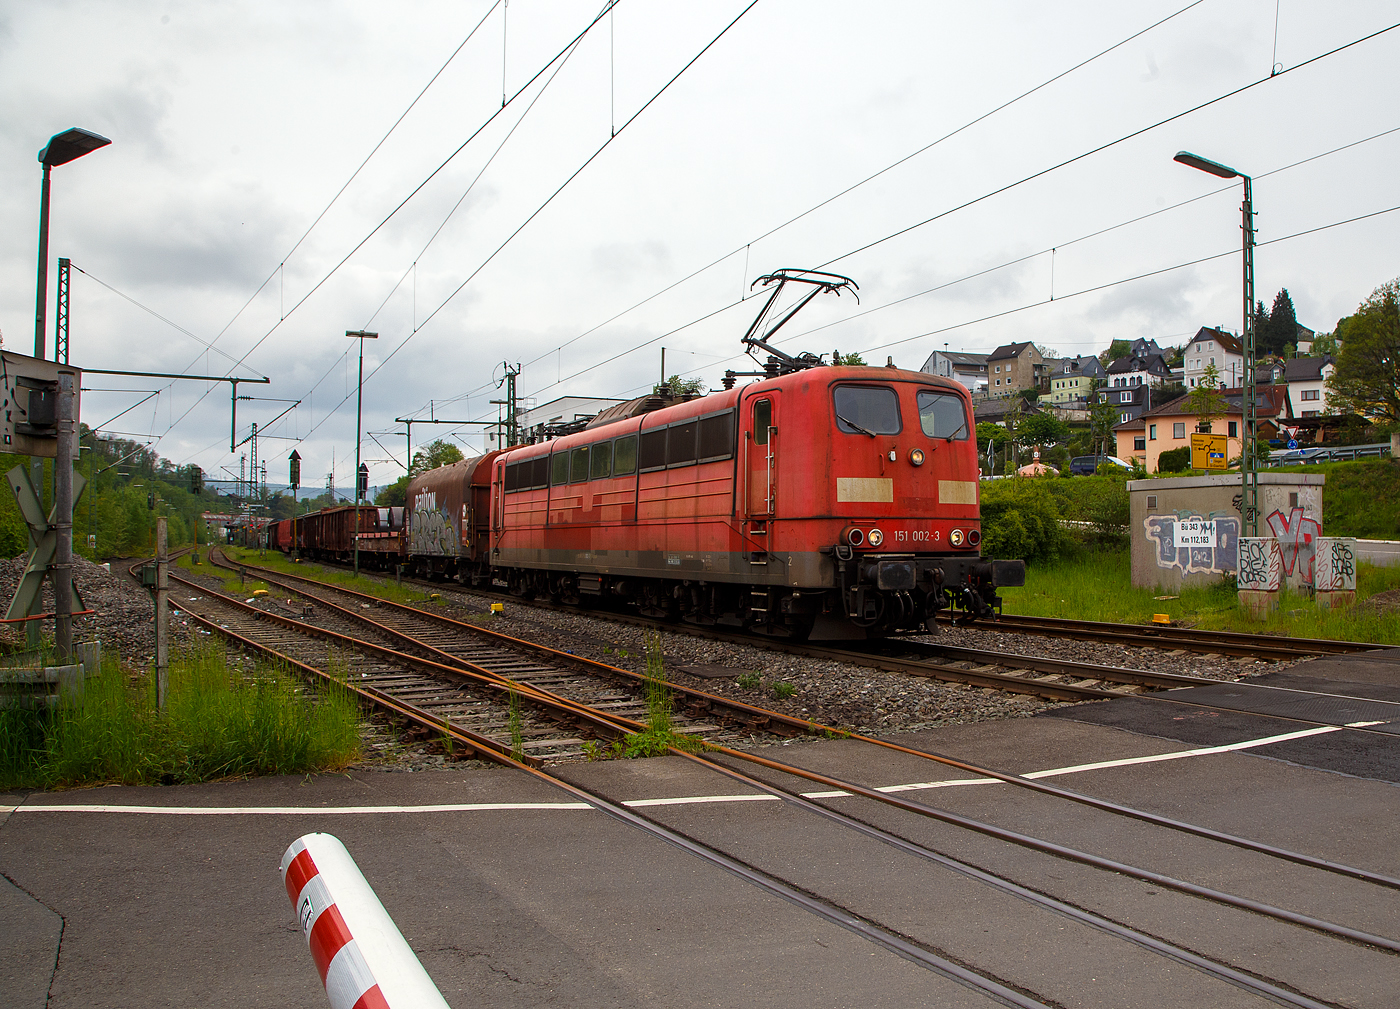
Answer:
833;386;901;435
916;390;969;439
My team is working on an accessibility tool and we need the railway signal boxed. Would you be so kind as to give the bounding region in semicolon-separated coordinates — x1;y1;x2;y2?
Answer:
288;449;300;493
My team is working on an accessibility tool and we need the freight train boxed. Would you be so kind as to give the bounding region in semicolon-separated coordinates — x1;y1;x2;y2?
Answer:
270;271;1024;638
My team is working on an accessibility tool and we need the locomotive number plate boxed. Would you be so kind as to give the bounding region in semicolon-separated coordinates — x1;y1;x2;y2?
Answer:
891;529;939;544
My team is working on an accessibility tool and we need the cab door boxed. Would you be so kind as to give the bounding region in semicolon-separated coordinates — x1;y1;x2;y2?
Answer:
745;394;778;518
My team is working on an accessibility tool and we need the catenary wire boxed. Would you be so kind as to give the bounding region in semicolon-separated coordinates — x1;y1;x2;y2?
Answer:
817;21;1400;269
420;0;1214;419
289;0;764;448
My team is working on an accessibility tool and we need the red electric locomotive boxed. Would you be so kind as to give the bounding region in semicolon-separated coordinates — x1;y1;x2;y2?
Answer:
400;269;1023;637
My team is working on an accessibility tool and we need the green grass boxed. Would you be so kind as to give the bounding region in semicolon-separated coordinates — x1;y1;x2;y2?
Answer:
613;630;701;758
0;642;362;790
1007;545;1400;643
220;546;432;607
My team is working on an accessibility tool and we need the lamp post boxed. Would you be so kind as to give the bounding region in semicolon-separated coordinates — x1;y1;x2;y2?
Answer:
33;128;110;655
1174;151;1257;536
346;330;377;575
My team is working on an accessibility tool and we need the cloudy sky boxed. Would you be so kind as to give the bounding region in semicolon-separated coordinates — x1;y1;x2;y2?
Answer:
2;1;1396;493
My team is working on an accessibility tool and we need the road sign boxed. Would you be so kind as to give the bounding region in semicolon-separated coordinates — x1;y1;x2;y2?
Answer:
1288;439;1298;450
1190;432;1228;470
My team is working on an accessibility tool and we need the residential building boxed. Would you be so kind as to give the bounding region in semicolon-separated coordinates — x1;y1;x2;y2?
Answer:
1102;382;1167;426
974;398;1040;427
1105;352;1172;389
1046;356;1106;405
1128;337;1163;358
920;350;989;393
1183;326;1246;389
1294;323;1316;355
1112;387;1285;472
1283;356;1335;418
986;342;1042;398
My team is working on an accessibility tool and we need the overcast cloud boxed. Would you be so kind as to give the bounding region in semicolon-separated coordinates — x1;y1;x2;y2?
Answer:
1;1;1396;493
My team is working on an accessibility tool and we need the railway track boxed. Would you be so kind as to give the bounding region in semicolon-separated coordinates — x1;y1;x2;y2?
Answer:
176;551;1400;1007
939;610;1381;660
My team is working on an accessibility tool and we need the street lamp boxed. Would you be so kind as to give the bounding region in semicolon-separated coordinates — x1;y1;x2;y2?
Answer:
1174;150;1258;536
36;128;111;361
346;330;378;575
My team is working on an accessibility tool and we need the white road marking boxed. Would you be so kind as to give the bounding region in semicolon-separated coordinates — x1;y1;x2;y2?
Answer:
2;722;1383;817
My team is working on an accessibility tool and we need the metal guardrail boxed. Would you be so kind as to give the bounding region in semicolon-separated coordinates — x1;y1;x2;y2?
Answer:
1265;442;1391;466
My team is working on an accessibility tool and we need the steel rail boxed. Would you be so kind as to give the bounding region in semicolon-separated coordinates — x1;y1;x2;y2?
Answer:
206;551;825;736
173;573;1054;1004
192;555;1400;989
212;552;1400;893
669;749;1338;1009
959;612;1379;658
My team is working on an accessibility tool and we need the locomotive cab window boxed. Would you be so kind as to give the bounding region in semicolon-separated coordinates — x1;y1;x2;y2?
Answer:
833;385;901;435
570;446;590;483
753;400;772;445
590;440;612;479
613;434;638;475
551;452;570;487
916;390;969;439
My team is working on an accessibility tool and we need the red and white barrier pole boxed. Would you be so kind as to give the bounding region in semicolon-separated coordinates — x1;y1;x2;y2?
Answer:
280;833;450;1009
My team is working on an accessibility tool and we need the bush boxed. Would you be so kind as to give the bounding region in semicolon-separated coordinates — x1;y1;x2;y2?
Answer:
980;479;1065;563
0;643;362;789
1157;446;1191;473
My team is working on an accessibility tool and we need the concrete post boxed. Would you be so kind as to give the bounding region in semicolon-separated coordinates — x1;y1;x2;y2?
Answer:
1237;536;1282;619
155;516;169;708
1391;431;1400;460
53;369;76;662
1314;537;1358;609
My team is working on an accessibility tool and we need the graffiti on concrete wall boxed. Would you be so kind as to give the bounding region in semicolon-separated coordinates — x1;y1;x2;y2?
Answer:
1143;512;1240;575
1264;507;1322;584
1314;537;1357;592
1237;537;1282;590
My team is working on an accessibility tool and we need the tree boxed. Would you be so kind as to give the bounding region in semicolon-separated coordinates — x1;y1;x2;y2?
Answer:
1253;300;1268;346
654;374;707;396
831;350;867;366
1015;412;1069;450
376;476;409;507
1086;377;1117;456
1099;339;1130;365
409;439;464;477
1326;279;1400;423
1262;288;1298;356
1033;344;1062;360
1189;363;1225;432
976;422;1010;475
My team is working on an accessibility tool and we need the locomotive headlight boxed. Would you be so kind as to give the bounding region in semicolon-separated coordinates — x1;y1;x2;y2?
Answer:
909;448;925;466
867;528;884;547
950;528;965;546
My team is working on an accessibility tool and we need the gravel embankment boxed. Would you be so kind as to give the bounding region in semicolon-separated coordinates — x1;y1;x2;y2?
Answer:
406;587;1282;739
0;554;196;664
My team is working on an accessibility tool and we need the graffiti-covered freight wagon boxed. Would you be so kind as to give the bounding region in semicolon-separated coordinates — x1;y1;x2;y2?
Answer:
404;455;500;583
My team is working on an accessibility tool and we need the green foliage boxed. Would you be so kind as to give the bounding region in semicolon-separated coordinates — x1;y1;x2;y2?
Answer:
831;349;868;366
375;475;409;507
1016;412;1069;448
979;479;1065;563
409;439;465;478
1157;446;1192;473
0;643;361;789
1008;544;1400;643
654;374;708;396
1100;339;1131;365
1261;288;1298;356
1188;364;1225;430
1327;279;1400;424
735;671;760;689
772;681;796;699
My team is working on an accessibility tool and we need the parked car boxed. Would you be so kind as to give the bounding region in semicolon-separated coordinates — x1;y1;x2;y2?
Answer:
1069;455;1131;476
